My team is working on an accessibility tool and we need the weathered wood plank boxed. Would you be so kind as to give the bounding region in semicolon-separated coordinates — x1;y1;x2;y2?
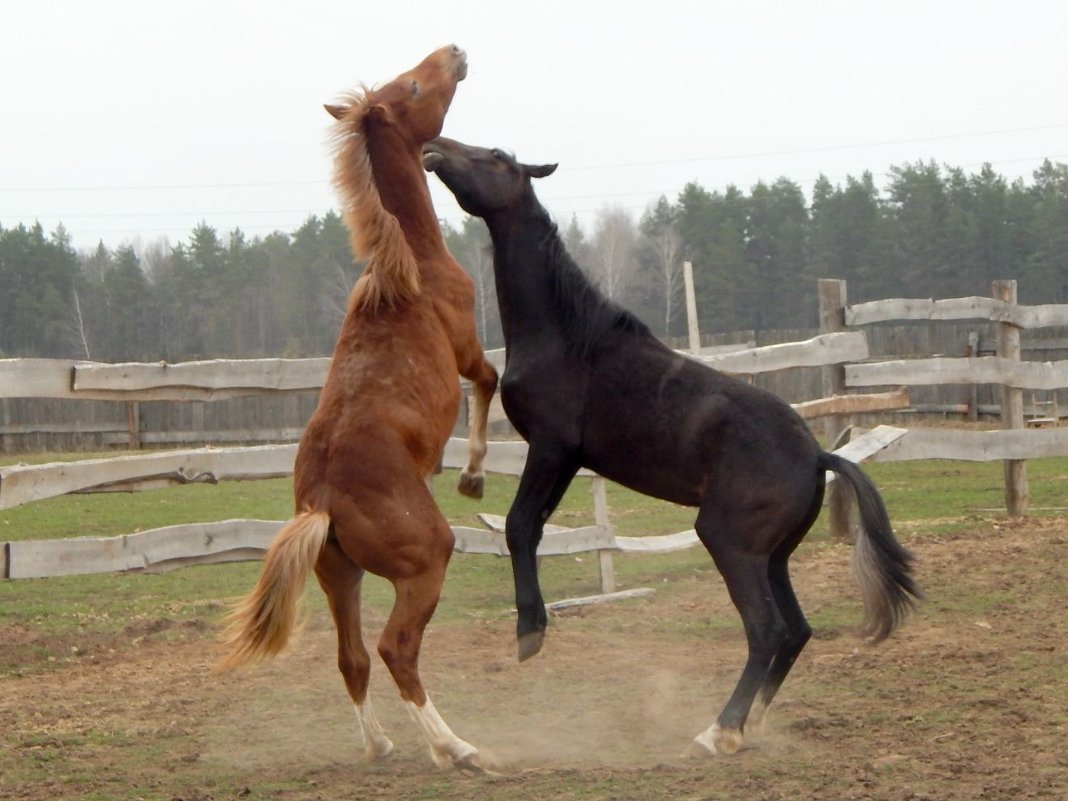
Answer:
546;588;656;611
72;358;331;401
0;445;298;509
868;427;1068;462
591;476;616;594
452;525;614;557
0;359;82;399
475;513;573;535
695;341;757;357
818;279;852;541
846;357;1068;390
481;512;703;555
138;428;305;445
3;519;619;578
615;530;699;553
994;280;1030;516
5;519;283;579
829;425;909;468
0;425;305;444
693;331;869;374
845;296;1068;328
793;389;911;419
0;359;319;401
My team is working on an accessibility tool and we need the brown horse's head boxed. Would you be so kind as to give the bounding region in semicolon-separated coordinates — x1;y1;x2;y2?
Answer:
325;46;468;309
423;137;557;218
326;45;467;145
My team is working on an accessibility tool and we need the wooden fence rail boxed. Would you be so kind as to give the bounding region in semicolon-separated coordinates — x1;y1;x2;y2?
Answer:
1;427;909;581
4;278;1068;583
1;333;866;402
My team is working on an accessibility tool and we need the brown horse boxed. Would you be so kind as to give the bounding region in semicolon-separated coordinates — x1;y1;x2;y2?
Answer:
218;46;498;772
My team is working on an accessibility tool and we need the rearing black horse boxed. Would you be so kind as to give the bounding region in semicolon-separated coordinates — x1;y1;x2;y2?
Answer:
424;137;921;756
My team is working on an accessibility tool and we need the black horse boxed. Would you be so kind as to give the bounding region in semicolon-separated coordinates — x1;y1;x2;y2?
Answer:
424;137;921;755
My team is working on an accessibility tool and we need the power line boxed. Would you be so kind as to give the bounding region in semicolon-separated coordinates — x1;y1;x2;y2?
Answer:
0;179;325;193
566;123;1068;171
2;122;1066;194
9;150;1065;242
7;152;1066;223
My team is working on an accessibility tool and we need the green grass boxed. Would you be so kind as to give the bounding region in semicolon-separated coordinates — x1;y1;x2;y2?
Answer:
3;449;1068;671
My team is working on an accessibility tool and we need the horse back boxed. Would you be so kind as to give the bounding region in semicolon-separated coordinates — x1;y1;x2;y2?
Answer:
579;333;820;505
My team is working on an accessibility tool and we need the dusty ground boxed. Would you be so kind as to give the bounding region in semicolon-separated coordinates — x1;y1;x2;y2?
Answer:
2;517;1066;800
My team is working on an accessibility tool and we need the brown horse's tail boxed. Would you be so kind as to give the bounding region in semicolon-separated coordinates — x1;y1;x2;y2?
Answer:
818;452;923;642
217;510;331;671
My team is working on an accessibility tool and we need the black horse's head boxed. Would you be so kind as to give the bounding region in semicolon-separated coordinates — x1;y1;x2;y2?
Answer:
422;137;557;218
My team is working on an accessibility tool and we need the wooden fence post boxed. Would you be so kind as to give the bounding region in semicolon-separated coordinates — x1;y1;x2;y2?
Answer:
818;279;852;541
591;476;616;595
965;331;979;423
126;401;141;450
683;261;701;354
993;279;1029;515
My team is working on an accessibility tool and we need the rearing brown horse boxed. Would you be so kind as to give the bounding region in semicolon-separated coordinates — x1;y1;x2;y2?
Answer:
218;46;498;772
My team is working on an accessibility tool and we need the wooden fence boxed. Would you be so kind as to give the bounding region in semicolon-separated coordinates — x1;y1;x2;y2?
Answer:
3;278;1068;586
4;329;1067;454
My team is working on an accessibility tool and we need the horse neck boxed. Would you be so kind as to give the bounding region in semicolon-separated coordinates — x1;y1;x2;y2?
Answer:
366;132;448;262
485;198;561;346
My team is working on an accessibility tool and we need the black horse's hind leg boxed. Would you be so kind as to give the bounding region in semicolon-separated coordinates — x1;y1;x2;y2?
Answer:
746;559;811;738
693;507;788;755
747;485;824;738
506;445;580;662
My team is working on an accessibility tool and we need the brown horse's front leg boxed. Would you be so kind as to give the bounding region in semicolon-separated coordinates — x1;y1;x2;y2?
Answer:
458;356;498;499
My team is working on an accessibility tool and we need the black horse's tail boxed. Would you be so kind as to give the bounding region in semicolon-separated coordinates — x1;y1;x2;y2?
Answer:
818;451;922;642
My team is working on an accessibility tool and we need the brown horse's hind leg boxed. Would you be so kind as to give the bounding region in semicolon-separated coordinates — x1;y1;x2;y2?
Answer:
314;539;394;761
378;561;484;770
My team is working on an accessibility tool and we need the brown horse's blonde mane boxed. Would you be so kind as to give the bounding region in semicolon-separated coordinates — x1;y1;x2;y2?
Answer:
330;90;420;311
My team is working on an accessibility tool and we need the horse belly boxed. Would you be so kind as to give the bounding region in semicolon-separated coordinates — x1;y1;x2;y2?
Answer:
582;434;705;506
306;349;460;483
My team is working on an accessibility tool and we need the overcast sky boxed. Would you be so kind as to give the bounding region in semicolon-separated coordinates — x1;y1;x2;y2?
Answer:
2;0;1066;253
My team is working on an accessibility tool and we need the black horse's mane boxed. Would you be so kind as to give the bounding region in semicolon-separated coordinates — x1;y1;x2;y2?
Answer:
540;226;652;355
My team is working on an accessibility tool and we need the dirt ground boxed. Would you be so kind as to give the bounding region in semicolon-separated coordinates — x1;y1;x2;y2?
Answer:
2;517;1066;801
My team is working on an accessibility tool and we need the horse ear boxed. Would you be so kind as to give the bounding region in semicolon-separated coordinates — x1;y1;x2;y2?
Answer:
324;103;348;120
526;163;558;179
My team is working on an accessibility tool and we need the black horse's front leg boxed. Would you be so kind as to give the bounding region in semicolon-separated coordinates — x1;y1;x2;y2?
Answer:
505;519;547;662
505;446;580;662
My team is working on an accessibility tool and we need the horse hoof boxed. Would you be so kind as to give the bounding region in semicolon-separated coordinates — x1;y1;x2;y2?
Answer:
714;724;744;755
689;724;744;757
456;750;501;775
457;472;484;499
365;737;395;762
517;631;544;662
688;729;719;758
431;740;490;772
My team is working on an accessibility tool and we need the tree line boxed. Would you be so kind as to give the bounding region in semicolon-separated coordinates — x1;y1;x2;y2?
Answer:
1;158;1066;362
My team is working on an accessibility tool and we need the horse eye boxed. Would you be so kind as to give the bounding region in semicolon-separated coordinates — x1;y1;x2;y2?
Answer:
410;80;419;96
490;149;505;160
